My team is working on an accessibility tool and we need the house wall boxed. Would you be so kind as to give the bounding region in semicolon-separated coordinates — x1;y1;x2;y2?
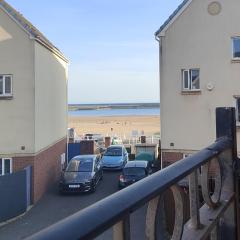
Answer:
0;5;68;202
13;138;67;203
34;41;68;153
0;8;35;155
160;0;240;155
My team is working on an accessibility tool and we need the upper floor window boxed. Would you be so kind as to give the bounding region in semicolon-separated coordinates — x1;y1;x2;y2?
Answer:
182;69;200;91
0;75;12;97
0;158;12;176
232;37;240;59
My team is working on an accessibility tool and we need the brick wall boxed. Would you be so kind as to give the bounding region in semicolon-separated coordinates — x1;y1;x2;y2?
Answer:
13;138;67;203
162;152;183;168
33;138;67;202
13;156;34;172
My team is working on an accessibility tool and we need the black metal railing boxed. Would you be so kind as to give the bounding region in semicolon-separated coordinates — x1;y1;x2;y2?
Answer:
27;108;239;240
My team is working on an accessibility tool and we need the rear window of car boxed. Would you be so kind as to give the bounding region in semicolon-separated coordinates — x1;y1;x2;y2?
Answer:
123;167;146;177
66;158;93;172
105;147;122;156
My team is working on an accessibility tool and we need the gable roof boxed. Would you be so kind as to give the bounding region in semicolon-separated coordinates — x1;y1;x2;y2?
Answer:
0;0;68;62
155;0;193;37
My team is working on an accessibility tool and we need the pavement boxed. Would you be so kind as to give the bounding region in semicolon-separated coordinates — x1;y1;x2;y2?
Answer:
0;171;147;240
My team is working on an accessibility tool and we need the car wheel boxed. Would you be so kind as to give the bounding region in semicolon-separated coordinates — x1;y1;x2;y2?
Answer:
90;181;96;193
100;170;103;180
118;185;124;190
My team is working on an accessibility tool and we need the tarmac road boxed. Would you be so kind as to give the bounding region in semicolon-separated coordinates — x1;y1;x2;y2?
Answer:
0;171;147;240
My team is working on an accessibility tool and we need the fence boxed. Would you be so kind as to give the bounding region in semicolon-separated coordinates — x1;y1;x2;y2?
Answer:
0;166;32;223
27;107;239;240
67;143;81;162
123;136;160;145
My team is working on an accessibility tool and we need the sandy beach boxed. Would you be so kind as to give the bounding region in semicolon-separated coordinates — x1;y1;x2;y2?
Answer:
68;115;160;139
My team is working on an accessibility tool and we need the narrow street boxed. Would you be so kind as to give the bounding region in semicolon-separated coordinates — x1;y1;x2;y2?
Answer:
0;171;147;240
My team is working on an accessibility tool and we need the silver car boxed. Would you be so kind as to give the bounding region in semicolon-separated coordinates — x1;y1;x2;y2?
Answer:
102;145;128;170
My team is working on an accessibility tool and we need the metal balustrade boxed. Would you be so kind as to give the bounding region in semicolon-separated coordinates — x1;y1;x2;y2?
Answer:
27;107;240;240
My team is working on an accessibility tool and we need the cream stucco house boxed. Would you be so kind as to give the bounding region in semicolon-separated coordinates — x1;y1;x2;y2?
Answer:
155;0;240;167
0;0;68;202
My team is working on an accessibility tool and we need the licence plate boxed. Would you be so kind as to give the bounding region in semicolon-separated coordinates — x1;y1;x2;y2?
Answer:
69;184;80;188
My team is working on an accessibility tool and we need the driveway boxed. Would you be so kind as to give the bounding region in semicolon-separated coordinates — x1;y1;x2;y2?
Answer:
0;171;147;240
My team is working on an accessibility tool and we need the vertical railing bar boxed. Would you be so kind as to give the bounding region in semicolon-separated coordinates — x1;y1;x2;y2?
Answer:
216;107;237;239
188;170;202;229
210;222;219;240
113;214;131;240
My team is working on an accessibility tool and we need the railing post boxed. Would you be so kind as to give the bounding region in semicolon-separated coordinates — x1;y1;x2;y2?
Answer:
188;170;202;229
216;107;239;239
113;215;131;240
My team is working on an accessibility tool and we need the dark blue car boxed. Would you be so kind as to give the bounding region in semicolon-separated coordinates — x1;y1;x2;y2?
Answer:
118;160;151;189
59;155;103;193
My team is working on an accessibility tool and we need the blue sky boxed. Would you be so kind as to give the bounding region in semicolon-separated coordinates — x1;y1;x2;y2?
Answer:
7;0;182;104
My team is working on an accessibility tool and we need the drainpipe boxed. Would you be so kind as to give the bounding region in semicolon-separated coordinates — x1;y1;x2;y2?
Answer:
155;34;162;169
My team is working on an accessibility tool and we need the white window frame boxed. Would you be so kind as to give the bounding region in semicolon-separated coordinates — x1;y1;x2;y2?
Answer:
182;69;200;91
232;37;240;60
235;97;240;123
0;75;13;97
0;158;13;175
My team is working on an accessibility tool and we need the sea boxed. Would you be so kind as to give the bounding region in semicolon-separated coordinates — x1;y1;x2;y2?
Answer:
68;104;160;117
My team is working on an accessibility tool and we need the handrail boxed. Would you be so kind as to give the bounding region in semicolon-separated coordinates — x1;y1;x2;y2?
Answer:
27;137;232;240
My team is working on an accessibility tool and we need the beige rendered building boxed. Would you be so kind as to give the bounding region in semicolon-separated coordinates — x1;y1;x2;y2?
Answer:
0;1;68;202
155;0;240;167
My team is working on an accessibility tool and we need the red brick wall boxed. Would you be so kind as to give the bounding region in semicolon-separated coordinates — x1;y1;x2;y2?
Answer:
13;156;34;172
13;138;67;203
33;138;67;202
162;152;183;168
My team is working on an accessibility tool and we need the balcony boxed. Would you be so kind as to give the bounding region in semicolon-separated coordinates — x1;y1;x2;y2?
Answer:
26;107;240;240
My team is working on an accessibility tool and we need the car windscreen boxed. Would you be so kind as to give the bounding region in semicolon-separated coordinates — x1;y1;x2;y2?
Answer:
123;167;146;177
104;147;122;156
66;159;93;172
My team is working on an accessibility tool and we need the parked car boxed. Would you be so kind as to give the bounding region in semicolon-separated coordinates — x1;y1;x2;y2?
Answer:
118;160;151;189
59;155;103;194
135;152;160;170
102;145;128;170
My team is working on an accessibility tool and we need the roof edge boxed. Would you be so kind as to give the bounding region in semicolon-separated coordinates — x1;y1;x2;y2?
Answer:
35;38;69;63
0;0;69;63
155;0;193;37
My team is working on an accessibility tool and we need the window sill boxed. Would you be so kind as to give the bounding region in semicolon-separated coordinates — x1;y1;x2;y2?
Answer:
0;95;13;100
181;90;201;95
231;59;240;63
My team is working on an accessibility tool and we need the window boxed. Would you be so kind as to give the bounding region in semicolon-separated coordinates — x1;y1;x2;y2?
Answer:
182;69;200;91
232;37;240;59
236;98;240;122
0;158;12;176
66;158;93;172
0;75;12;96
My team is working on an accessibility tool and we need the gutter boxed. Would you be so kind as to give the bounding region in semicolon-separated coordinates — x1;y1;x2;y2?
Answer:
35;37;69;64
